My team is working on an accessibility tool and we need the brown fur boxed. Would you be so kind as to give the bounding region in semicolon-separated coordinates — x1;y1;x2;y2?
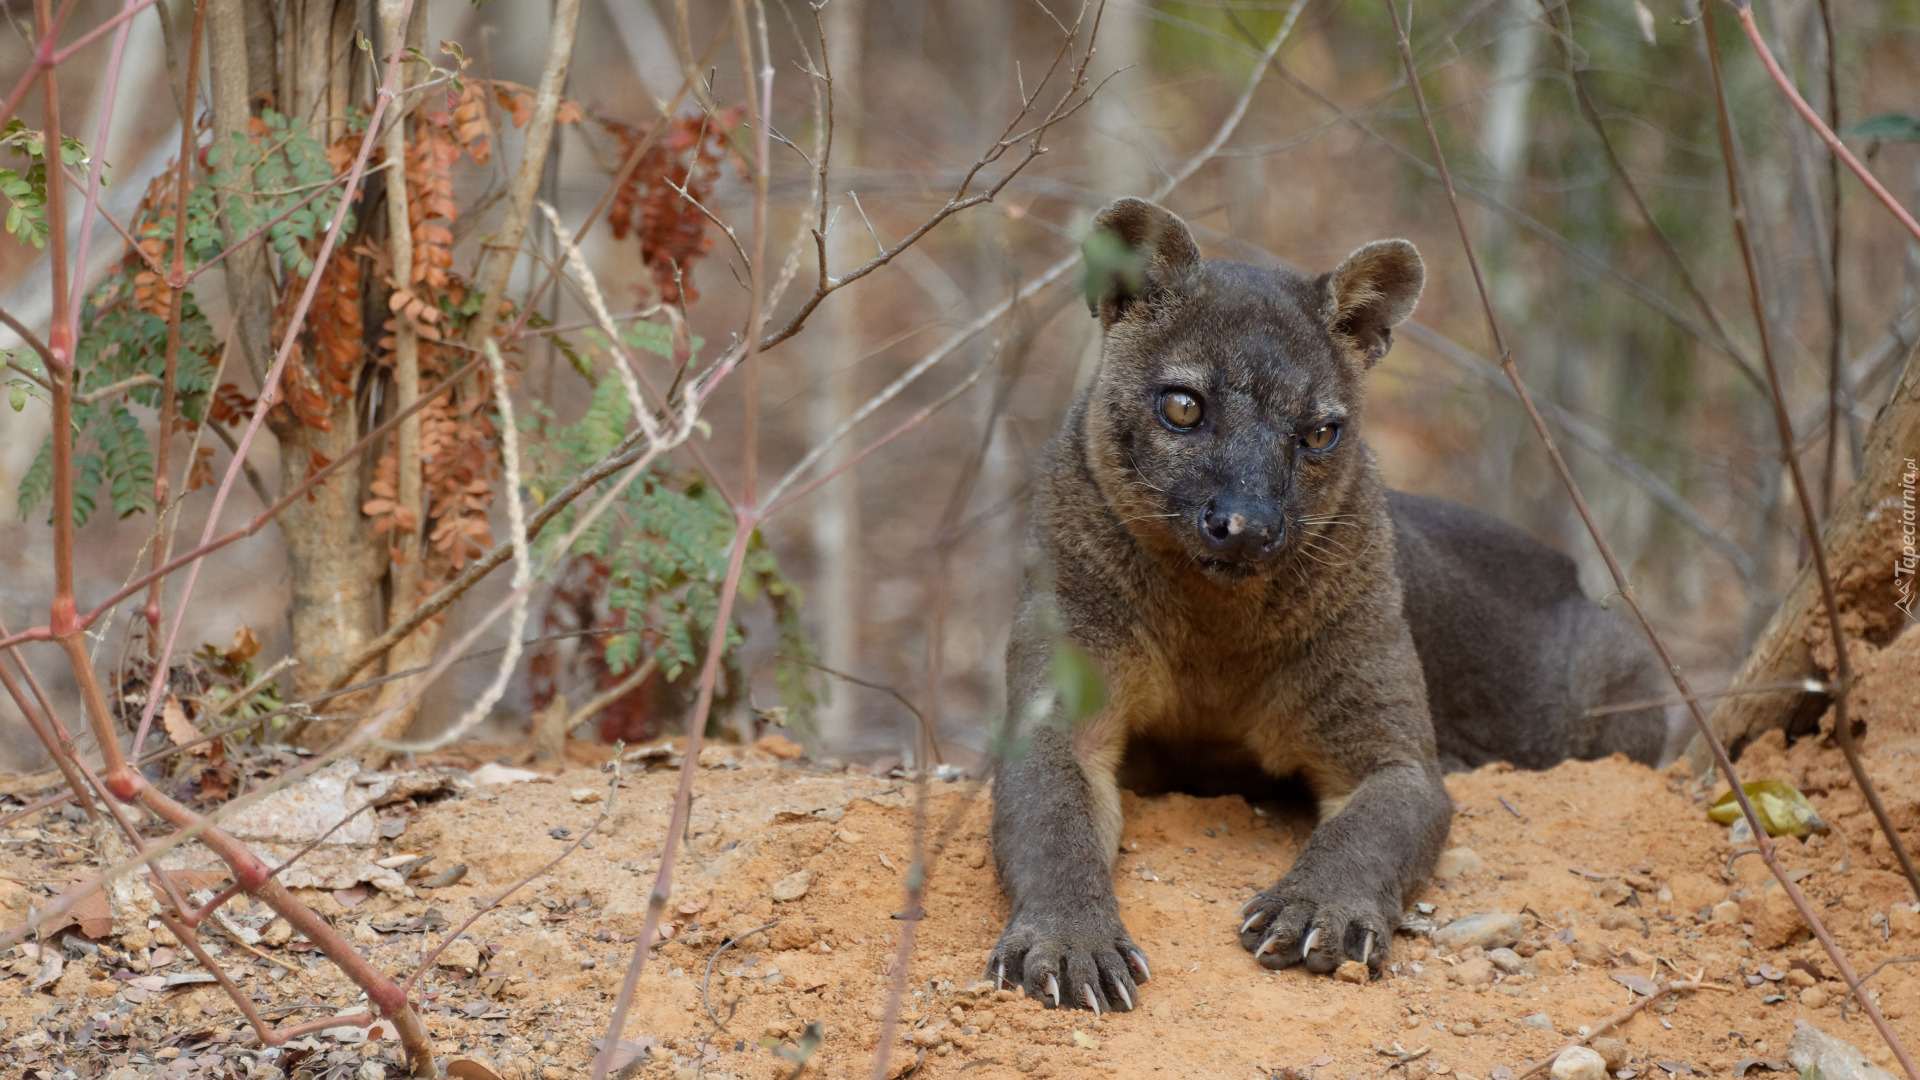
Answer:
986;199;1667;1012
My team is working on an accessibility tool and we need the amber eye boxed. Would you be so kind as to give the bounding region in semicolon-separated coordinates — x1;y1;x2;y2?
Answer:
1301;423;1341;451
1159;390;1203;430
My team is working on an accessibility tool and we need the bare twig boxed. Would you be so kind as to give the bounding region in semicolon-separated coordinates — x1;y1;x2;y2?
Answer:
1730;1;1920;245
1509;980;1719;1080
1386;3;1917;1076
702;920;779;1031
408;757;623;995
1701;1;1920;908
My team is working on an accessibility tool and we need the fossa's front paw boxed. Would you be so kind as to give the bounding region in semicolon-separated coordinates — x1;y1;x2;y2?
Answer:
1236;876;1394;977
986;913;1149;1013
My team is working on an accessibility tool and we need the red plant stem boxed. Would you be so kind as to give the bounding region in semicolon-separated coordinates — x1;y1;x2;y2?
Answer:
55;632;438;1071
38;0;79;659
49;0;159;65
155;908;368;1047
1386;4;1917;1077
1707;0;1920;913
591;523;754;1080
64;0;142;349
1730;0;1920;245
595;14;776;1080
0;0;78;131
0;652;99;824
125;0;419;762
869;774;930;1080
147;0;207;643
26;0;435;1063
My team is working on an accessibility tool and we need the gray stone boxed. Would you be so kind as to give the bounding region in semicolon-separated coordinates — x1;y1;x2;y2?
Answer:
1550;1046;1607;1080
1431;912;1524;954
1788;1021;1898;1080
1433;847;1485;879
1488;947;1526;974
770;870;812;902
1520;1014;1555;1032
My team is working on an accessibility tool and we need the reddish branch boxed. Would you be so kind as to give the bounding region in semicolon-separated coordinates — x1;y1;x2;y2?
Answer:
1729;0;1920;246
1704;0;1920;925
15;0;441;1068
1386;3;1916;1077
0;357;482;655
147;0;207;644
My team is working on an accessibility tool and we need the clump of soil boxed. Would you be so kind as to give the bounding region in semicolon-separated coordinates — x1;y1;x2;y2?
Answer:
4;627;1918;1080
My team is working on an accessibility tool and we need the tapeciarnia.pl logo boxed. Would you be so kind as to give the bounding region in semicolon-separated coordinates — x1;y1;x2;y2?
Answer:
1898;457;1917;620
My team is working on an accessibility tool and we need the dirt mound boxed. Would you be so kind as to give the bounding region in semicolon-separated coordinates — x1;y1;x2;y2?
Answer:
4;627;1918;1080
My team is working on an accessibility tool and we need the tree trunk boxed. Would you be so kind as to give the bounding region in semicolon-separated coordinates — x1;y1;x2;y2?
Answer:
1688;341;1920;768
806;0;864;752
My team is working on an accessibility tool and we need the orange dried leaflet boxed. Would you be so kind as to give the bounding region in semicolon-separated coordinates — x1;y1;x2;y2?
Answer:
418;386;499;571
125;169;181;318
604;108;745;304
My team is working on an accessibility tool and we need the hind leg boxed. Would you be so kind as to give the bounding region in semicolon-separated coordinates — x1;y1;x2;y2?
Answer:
1568;604;1669;765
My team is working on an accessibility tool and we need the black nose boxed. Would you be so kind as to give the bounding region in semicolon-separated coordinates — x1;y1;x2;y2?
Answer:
1198;497;1282;560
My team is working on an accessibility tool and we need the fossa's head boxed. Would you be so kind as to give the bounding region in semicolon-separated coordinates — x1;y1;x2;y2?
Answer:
1080;198;1424;580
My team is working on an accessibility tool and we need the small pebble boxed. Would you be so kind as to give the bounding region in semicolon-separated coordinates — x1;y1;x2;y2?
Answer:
1488;948;1525;974
570;787;603;804
1432;913;1524;954
1334;960;1369;984
1433;847;1484;879
1799;986;1830;1008
770;870;812;902
1591;1038;1629;1072
1520;1014;1556;1032
1551;1046;1608;1080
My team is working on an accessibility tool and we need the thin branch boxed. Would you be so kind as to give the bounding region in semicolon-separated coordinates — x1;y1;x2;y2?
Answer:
1730;0;1920;245
769;655;938;764
378;341;532;754
0;305;56;383
1702;3;1920;907
122;0;425;764
1509;980;1723;1080
75;372;160;405
0;357;483;654
1386;4;1917;1078
407;760;622;995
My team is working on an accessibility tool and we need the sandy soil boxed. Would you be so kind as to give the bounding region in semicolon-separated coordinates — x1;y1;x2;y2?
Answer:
4;625;1918;1080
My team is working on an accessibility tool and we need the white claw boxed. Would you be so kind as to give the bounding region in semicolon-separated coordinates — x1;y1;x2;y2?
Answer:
1084;984;1101;1015
1046;973;1060;1008
996;961;1007;989
1239;895;1260;917
1240;912;1262;934
1255;931;1280;958
1300;927;1320;957
1115;981;1133;1011
1360;931;1375;965
1130;949;1152;982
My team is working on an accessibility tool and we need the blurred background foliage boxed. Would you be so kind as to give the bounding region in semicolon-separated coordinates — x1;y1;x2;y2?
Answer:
1;0;1915;773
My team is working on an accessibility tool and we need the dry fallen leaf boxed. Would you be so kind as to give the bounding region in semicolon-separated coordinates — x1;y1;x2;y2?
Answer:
1707;781;1830;837
226;625;262;665
162;695;208;755
40;887;114;939
1612;972;1660;996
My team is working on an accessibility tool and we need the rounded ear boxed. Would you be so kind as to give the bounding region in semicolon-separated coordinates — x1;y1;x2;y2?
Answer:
1082;198;1201;326
1322;239;1425;366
